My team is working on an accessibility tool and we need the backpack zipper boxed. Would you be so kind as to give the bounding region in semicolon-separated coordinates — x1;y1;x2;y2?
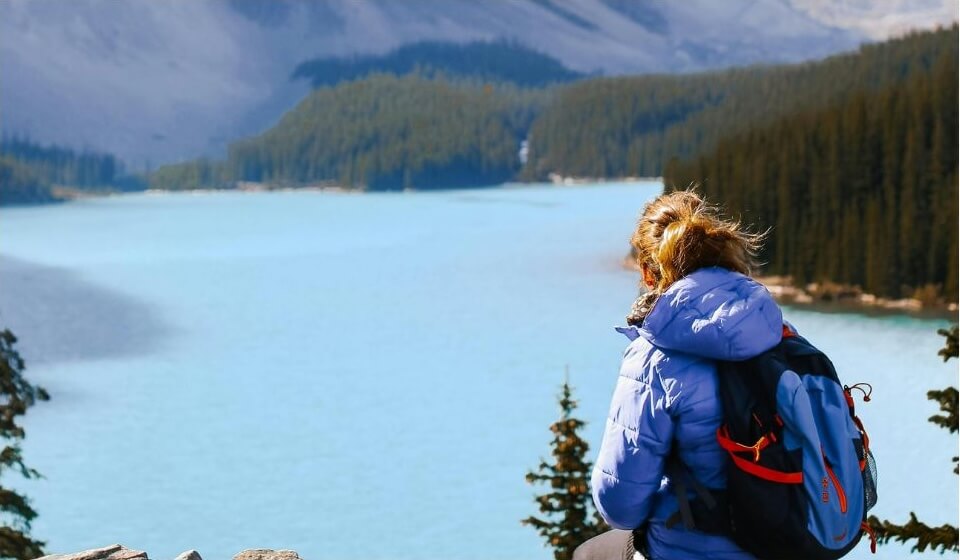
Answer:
824;460;848;513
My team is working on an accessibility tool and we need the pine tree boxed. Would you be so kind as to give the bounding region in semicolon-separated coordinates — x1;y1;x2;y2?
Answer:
867;325;959;553
0;328;49;560
523;373;607;560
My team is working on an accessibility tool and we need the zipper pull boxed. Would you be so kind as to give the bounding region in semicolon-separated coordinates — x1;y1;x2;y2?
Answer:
846;383;874;402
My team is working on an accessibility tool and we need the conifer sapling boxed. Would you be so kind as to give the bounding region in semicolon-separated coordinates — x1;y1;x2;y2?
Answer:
867;325;959;553
0;328;49;560
523;373;607;560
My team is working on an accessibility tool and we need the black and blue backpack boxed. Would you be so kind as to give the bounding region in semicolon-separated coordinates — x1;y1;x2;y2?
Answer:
662;324;879;560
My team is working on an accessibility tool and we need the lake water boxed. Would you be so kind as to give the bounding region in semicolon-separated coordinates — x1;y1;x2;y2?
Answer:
0;182;955;560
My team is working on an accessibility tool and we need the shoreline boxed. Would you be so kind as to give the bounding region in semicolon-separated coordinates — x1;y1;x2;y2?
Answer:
4;177;661;207
547;173;662;186
620;256;958;320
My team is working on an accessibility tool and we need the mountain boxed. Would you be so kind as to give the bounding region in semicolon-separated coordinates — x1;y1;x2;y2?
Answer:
5;0;951;169
523;26;958;179
150;76;547;191
150;27;954;196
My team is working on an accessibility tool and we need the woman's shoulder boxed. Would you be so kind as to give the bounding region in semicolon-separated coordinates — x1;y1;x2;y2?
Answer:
619;334;718;393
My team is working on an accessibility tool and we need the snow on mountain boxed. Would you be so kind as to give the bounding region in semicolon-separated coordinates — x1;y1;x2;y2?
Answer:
0;0;954;168
790;0;957;40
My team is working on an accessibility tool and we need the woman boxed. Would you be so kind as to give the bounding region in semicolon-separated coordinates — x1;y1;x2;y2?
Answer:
576;190;783;560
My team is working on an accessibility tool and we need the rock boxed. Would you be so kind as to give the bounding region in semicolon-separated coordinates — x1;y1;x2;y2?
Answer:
233;550;302;560
173;551;202;560
38;544;148;560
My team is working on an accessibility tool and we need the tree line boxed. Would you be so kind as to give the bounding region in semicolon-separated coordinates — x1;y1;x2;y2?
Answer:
664;41;958;301
152;75;551;191
142;26;957;299
0;156;59;206
153;26;955;193
522;25;957;180
292;40;583;89
0;137;144;206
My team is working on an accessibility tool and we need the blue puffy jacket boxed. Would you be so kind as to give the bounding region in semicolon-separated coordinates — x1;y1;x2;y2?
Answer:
591;266;784;560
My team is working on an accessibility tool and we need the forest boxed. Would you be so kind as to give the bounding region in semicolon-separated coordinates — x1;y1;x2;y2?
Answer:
291;40;583;89
149;26;956;193
5;27;956;300
0;138;142;205
664;43;958;300
152;76;551;191
0;156;58;205
523;26;956;179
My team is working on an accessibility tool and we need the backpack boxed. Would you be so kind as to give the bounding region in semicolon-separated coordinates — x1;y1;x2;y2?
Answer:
663;324;878;560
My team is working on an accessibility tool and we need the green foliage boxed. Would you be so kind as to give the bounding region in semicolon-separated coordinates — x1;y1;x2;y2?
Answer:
523;376;607;560
525;26;957;180
927;387;959;437
224;74;550;191
931;326;959;474
1;137;119;189
664;28;958;301
0;137;144;205
0;157;56;206
937;326;958;362
868;326;959;554
147;159;229;191
150;27;955;197
0;329;49;559
292;40;583;89
870;514;959;554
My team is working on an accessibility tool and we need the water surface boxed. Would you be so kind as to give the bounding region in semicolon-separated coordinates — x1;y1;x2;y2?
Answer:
0;183;953;559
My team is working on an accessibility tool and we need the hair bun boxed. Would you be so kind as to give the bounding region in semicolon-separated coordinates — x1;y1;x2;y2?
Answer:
632;190;764;291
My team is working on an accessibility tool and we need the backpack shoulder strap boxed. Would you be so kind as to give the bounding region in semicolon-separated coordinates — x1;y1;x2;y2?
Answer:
664;448;722;532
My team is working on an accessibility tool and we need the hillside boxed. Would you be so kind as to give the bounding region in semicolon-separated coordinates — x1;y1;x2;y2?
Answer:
153;76;549;191
0;155;56;205
0;0;897;166
0;138;145;205
664;37;958;301
523;26;958;179
152;26;956;196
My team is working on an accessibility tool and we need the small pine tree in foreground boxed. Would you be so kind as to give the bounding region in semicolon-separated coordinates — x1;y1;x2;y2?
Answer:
523;373;607;560
867;325;959;554
0;329;49;559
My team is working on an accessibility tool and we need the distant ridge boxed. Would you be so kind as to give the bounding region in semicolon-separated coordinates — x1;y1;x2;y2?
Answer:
523;26;959;179
147;27;956;195
292;41;584;89
1;0;871;166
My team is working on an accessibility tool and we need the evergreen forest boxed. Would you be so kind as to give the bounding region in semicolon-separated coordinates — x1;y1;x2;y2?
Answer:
663;36;958;300
0;138;143;205
292;40;584;89
142;25;958;299
5;26;956;299
151;76;551;191
523;26;956;179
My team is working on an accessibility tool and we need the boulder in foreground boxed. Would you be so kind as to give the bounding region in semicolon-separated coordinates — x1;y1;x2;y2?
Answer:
37;544;148;560
233;550;302;560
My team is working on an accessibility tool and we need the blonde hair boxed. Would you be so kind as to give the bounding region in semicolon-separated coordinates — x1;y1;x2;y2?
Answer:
631;190;763;293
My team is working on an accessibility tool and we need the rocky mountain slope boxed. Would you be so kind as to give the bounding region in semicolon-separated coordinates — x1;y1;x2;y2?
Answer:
0;0;953;167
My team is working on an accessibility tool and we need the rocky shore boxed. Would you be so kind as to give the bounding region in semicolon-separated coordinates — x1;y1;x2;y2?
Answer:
38;545;303;560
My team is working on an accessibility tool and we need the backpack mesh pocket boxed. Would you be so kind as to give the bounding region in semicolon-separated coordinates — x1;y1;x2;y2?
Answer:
863;449;878;512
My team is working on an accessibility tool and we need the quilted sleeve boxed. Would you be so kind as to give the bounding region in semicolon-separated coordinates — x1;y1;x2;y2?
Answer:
590;358;678;530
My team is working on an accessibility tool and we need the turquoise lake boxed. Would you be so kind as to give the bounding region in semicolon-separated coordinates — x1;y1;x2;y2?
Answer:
0;182;955;559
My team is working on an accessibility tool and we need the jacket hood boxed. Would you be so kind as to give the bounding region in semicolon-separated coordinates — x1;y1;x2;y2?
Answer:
616;266;783;361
